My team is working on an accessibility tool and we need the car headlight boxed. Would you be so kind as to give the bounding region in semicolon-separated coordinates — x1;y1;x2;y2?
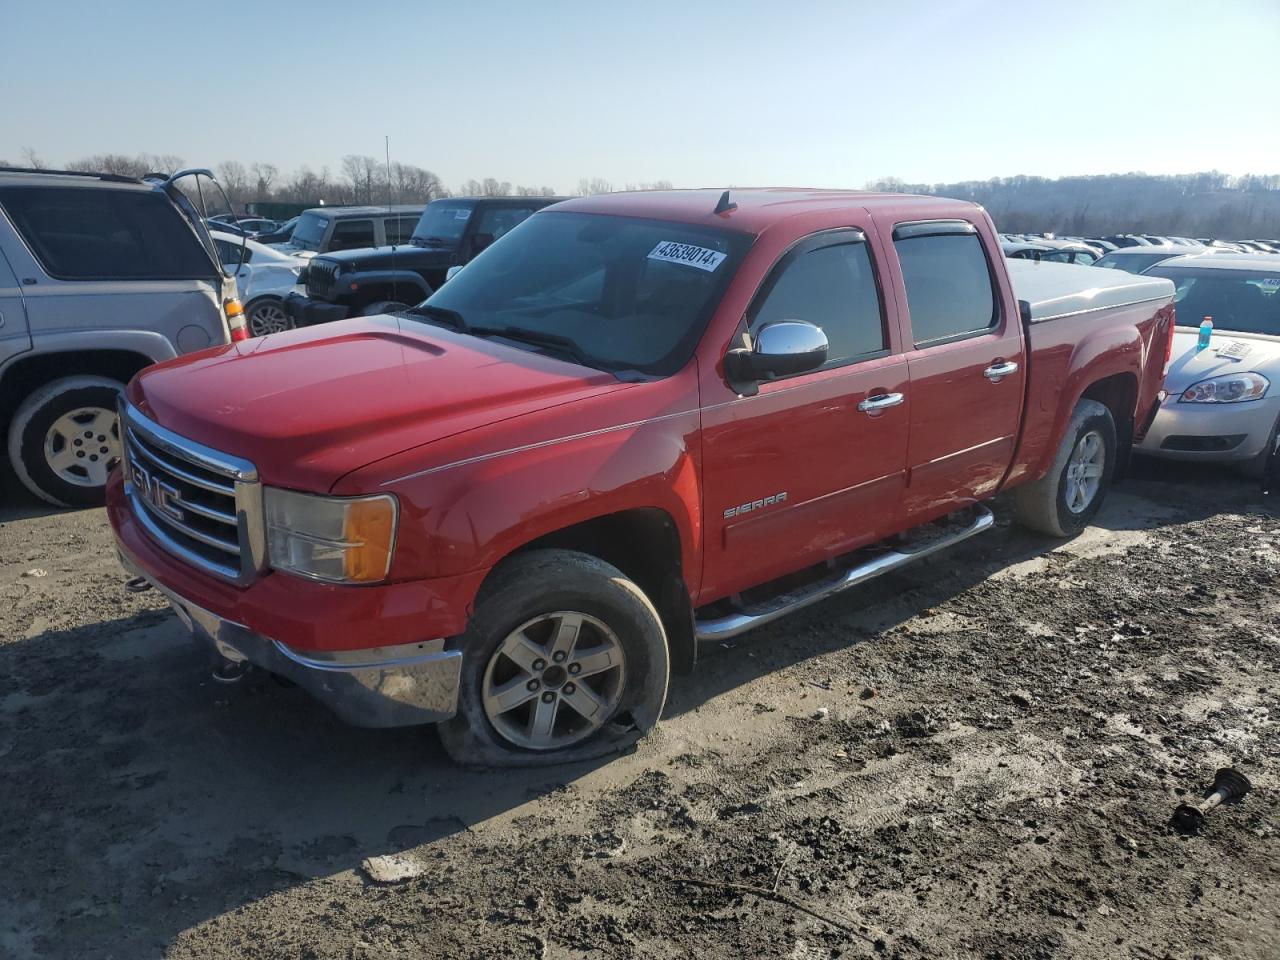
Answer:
1178;372;1270;403
265;488;398;584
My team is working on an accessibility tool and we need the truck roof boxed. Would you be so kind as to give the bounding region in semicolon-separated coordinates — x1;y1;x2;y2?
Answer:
553;188;979;234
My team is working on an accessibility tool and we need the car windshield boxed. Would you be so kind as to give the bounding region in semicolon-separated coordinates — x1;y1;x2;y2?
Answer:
418;211;751;376
1096;252;1171;274
411;202;474;247
1145;265;1280;335
290;212;329;251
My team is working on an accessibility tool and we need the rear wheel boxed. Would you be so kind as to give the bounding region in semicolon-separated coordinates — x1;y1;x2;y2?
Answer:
8;376;125;507
438;549;669;767
1015;399;1117;537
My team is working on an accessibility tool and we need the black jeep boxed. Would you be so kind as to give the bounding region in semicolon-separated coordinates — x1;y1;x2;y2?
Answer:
284;196;563;325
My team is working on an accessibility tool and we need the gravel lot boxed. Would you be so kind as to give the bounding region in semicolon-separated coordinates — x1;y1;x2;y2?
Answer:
1;462;1277;960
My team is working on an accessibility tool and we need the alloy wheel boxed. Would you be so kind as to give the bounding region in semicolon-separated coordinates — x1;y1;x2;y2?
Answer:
482;611;626;750
1064;429;1104;514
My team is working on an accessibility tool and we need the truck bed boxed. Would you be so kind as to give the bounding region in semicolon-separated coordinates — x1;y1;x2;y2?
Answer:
1007;258;1174;322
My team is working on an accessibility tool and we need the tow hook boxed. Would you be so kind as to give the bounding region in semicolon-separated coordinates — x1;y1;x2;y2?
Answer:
124;576;152;594
1172;767;1252;834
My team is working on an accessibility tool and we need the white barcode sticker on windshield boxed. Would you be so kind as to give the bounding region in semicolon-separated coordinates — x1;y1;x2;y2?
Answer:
1217;340;1252;359
1260;278;1280;293
454;209;469;220
648;241;727;273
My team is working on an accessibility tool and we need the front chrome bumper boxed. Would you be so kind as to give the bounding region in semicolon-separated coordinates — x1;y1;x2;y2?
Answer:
119;551;462;728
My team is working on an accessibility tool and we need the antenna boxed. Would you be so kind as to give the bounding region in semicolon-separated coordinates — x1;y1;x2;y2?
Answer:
713;189;737;215
385;135;398;307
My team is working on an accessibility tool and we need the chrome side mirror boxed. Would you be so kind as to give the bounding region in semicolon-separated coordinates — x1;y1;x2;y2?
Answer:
726;320;828;391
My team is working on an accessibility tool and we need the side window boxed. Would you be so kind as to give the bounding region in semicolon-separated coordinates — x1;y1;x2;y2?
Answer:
893;228;998;345
749;239;886;367
0;186;217;281
474;205;538;243
215;238;251;266
328;219;375;251
384;217;416;245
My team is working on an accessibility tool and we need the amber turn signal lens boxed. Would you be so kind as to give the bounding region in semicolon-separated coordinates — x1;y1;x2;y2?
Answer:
343;497;397;582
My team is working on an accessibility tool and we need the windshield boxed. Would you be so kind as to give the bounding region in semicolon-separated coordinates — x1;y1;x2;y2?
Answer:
410;202;474;247
1146;265;1280;336
1096;252;1172;274
419;211;751;376
290;212;330;251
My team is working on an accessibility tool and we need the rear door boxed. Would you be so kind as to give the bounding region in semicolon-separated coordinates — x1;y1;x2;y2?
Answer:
700;228;911;600
878;219;1025;525
0;236;31;367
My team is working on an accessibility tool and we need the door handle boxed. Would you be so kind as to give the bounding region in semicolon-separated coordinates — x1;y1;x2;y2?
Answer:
857;392;904;413
984;360;1019;381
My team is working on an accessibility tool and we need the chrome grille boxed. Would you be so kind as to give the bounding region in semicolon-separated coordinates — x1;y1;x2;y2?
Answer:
305;259;339;298
121;402;266;584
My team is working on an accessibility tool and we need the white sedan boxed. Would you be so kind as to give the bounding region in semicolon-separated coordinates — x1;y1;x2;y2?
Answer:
1137;253;1280;476
211;231;306;337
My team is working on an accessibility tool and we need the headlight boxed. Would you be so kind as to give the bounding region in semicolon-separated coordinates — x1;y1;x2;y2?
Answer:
1178;372;1270;403
265;488;398;584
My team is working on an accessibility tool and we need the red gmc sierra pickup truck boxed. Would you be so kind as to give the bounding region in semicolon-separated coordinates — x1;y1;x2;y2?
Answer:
107;189;1176;766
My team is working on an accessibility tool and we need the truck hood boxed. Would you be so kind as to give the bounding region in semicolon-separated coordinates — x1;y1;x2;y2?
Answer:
129;316;629;491
1165;329;1280;393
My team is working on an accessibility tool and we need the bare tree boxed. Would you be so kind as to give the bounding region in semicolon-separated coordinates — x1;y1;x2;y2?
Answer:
216;161;250;210
574;178;614;196
341;155;384;205
251;162;278;199
20;147;47;169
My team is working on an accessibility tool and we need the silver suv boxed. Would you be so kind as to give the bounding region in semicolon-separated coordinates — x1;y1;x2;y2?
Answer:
0;168;240;506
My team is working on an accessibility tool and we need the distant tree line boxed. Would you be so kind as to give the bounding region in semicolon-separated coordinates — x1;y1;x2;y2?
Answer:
2;148;671;210
865;172;1280;240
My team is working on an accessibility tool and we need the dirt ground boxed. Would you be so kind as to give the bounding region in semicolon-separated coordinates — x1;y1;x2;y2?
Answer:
1;461;1277;960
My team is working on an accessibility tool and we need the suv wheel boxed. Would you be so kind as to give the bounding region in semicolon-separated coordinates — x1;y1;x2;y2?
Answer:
438;549;670;767
246;298;292;337
1014;399;1117;537
8;376;126;507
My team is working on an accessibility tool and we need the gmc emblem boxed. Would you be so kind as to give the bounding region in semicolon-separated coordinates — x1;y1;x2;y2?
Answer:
131;462;185;523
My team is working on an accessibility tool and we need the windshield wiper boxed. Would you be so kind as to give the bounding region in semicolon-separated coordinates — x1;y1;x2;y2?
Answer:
470;325;597;367
406;304;467;330
411;236;452;247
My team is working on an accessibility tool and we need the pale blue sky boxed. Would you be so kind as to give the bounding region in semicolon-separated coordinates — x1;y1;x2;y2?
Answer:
3;0;1277;191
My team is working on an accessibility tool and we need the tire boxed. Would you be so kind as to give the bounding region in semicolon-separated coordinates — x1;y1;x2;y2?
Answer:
8;376;126;507
246;297;293;337
1014;399;1117;537
438;549;670;768
361;300;412;317
1239;414;1279;480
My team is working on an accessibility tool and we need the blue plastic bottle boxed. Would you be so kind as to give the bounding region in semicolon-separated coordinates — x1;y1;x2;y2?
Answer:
1197;316;1213;350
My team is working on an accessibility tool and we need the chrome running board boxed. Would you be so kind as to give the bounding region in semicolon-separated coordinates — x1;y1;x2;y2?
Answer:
693;505;995;642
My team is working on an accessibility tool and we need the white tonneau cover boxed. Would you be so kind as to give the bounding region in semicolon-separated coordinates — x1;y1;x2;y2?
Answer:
1006;259;1175;322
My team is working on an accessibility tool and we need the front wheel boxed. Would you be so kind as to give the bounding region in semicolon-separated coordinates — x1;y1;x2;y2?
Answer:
1014;399;1117;537
438;549;670;768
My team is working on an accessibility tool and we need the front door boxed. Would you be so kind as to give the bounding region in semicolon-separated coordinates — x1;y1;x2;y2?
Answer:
700;229;910;602
879;219;1025;525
